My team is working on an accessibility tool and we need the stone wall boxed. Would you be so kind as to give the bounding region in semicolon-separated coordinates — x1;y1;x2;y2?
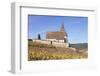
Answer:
33;40;50;45
32;39;69;48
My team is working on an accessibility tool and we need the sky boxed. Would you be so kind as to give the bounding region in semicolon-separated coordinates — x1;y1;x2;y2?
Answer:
28;15;88;43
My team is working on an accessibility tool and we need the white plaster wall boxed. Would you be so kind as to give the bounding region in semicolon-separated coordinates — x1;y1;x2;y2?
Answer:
47;39;65;43
59;40;64;43
46;39;56;42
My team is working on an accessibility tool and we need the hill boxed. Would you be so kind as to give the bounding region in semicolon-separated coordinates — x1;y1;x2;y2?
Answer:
69;43;88;49
28;41;88;61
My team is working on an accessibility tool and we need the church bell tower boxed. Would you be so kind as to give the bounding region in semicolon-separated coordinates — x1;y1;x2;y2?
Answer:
60;23;65;32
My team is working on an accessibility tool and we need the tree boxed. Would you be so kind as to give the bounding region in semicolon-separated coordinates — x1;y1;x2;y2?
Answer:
38;34;41;40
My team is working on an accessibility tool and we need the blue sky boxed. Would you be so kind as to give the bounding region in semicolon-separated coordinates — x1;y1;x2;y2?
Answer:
28;15;88;43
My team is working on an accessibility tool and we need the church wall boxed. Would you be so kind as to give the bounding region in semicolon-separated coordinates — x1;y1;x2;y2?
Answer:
59;40;64;43
46;39;56;42
46;39;64;43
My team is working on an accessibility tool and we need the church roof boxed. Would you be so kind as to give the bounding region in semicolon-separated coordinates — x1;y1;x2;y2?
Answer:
46;23;68;40
46;31;67;40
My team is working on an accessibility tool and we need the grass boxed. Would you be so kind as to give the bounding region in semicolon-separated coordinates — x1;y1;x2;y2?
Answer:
28;41;88;61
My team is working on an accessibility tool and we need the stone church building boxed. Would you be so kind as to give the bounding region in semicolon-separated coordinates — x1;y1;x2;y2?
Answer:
46;23;68;43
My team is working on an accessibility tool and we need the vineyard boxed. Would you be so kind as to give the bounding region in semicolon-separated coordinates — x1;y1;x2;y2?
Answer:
28;41;88;61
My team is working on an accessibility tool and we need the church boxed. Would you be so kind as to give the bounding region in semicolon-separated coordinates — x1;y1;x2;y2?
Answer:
32;23;69;48
46;23;68;43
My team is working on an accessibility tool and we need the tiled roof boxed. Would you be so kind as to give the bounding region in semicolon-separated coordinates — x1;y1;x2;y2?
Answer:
46;31;67;40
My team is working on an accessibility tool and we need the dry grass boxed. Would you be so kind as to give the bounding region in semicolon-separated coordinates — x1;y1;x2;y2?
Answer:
28;42;88;61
